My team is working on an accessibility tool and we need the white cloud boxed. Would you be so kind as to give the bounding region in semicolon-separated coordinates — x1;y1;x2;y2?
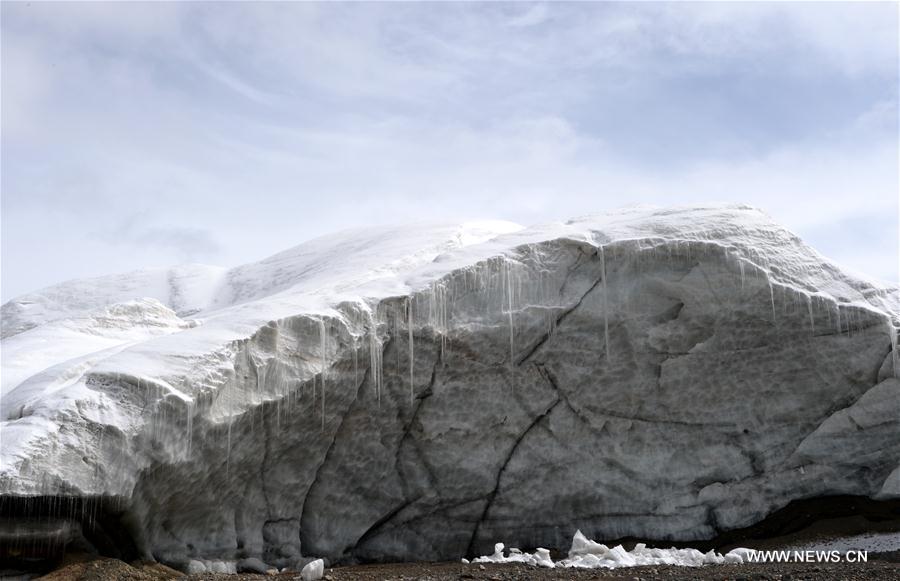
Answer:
781;1;899;76
1;1;897;299
0;34;52;140
508;4;549;28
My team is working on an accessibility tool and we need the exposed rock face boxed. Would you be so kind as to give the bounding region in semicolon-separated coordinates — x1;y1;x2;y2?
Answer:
1;206;898;568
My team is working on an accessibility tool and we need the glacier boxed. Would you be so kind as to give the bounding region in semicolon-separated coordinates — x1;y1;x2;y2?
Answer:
1;205;898;570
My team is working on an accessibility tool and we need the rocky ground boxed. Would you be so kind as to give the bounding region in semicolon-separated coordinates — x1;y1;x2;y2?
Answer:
23;553;900;581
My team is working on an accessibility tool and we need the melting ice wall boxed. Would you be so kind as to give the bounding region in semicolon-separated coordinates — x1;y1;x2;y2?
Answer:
1;206;898;569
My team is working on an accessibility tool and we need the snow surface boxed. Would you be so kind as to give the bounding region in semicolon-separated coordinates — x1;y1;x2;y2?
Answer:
1;204;897;496
472;530;757;569
0;220;523;488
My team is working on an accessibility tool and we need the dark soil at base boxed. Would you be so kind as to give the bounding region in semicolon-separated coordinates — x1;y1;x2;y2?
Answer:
23;553;900;581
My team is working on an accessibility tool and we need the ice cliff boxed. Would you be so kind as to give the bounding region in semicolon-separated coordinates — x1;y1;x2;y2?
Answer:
1;205;898;569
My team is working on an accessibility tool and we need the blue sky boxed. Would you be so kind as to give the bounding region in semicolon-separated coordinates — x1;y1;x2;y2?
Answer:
2;2;898;300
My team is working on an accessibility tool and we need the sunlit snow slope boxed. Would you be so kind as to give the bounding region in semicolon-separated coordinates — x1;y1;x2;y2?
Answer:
1;205;898;568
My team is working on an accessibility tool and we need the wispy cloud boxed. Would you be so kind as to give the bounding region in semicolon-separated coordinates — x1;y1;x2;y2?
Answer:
1;1;897;299
98;213;222;262
508;4;549;28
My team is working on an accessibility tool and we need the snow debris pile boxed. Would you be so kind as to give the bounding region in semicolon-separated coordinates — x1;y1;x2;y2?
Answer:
300;559;325;581
473;531;757;569
186;559;237;574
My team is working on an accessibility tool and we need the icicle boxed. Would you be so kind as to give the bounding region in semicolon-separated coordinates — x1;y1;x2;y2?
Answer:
256;359;264;392
505;259;515;364
768;280;776;324
408;297;415;405
806;295;815;334
600;246;610;359
890;322;899;377
353;343;359;387
430;281;448;360
275;394;281;430
738;260;745;291
435;283;442;359
185;399;194;459
368;310;383;406
395;304;402;379
319;318;327;430
835;304;842;336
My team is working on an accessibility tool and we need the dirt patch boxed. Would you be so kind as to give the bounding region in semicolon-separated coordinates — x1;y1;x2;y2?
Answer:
331;558;899;581
35;558;181;581
22;557;900;581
